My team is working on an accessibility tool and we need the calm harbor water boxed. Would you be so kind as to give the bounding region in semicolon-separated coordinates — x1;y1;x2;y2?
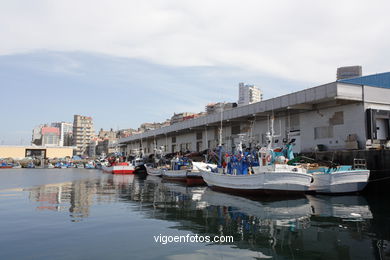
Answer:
0;169;389;260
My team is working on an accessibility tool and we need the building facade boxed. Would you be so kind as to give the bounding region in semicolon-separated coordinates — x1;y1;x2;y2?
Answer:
73;115;95;156
238;82;262;106
51;122;73;146
32;125;44;145
119;72;390;157
205;102;237;114
41;127;60;146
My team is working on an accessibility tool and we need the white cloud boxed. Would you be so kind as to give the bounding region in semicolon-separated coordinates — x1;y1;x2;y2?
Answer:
0;0;389;83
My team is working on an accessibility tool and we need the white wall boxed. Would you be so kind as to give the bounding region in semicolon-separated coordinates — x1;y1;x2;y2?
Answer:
299;103;365;152
124;103;376;155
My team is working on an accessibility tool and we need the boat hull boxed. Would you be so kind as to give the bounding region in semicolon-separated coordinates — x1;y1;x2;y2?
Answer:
202;171;312;194
145;166;162;176
102;165;135;174
186;171;205;186
162;169;188;182
309;170;370;194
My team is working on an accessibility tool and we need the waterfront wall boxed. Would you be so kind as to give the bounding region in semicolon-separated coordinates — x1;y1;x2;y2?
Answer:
0;146;74;159
0;146;25;159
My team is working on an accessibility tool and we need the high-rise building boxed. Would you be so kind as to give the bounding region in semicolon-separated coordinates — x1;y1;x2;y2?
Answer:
51;122;73;146
41;127;60;146
73;115;95;155
237;82;262;106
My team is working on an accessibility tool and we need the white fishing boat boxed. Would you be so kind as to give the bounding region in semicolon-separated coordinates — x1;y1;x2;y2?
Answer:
203;166;312;194
308;165;370;194
102;162;135;174
202;115;313;194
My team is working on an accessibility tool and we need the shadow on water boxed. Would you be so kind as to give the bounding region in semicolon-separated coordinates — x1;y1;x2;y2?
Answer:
14;171;390;260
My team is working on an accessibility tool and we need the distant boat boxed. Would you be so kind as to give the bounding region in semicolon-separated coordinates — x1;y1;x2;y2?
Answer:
76;163;85;169
0;162;13;169
161;157;191;182
145;165;163;176
26;162;36;168
46;163;54;169
12;162;22;169
102;162;135;174
85;161;95;169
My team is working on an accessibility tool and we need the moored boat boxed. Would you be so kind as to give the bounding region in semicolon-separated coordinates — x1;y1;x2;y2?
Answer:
12;162;22;169
0;162;13;168
102;162;135;174
161;156;191;182
202;115;313;195
162;168;188;182
145;165;163;176
186;171;205;186
203;166;312;195
308;165;370;194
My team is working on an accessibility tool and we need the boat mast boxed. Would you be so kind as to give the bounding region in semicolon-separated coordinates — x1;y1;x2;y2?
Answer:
217;102;224;168
219;103;223;147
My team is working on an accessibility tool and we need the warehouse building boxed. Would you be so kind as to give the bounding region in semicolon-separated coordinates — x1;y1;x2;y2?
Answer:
119;71;390;156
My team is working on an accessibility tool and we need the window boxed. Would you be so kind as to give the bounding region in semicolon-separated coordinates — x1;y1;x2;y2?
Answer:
314;126;333;139
329;111;344;125
172;137;176;143
196;132;202;140
231;125;241;135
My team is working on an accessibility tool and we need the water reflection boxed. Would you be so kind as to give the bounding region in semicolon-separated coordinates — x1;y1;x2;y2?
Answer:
19;173;390;259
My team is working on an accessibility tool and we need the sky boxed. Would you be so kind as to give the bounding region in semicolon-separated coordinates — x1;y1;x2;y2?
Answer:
0;0;389;145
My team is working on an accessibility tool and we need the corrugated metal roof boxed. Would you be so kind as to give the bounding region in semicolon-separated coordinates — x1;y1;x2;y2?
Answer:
338;72;390;89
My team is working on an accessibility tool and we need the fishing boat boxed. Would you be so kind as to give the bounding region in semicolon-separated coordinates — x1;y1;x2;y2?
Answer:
12;162;22;169
203;164;312;195
102;162;135;174
0;162;13;168
46;163;54;169
26;162;36;168
132;157;145;173
145;164;163;176
76;163;85;168
308;165;370;194
161;156;191;182
85;161;95;169
202;116;313;195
